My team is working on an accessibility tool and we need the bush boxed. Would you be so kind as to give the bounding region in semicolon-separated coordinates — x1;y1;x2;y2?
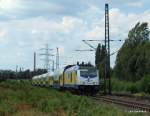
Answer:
112;78;133;92
129;84;138;93
112;78;145;94
141;75;150;94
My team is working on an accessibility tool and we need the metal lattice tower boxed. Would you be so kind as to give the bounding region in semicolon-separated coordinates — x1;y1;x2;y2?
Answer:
56;47;59;70
39;44;53;72
105;3;111;95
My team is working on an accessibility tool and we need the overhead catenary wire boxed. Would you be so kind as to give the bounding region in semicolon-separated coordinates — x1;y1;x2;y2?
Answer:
75;49;95;51
82;39;124;42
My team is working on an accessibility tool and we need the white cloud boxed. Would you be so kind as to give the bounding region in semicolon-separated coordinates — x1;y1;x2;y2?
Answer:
127;1;143;8
0;28;7;41
85;26;104;40
0;1;150;69
0;0;66;20
15;16;84;36
0;0;20;10
110;8;150;29
61;16;83;33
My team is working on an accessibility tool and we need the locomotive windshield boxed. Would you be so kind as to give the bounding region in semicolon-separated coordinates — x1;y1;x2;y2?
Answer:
80;67;97;78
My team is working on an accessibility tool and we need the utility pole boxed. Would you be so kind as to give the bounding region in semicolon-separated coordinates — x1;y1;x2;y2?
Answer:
56;47;59;70
34;52;36;72
39;44;53;72
76;4;123;95
16;65;18;79
52;60;54;72
16;65;18;73
105;3;111;95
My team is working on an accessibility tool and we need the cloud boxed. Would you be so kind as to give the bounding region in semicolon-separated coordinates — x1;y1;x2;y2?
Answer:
0;0;62;20
0;0;20;10
127;1;143;8
0;28;7;40
0;0;148;21
0;1;150;69
85;26;104;40
61;16;84;33
0;0;88;20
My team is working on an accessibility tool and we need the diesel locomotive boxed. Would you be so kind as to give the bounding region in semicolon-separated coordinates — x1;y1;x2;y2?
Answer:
32;64;100;94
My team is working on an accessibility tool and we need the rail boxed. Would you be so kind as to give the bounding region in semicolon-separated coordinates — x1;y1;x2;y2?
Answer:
92;95;150;112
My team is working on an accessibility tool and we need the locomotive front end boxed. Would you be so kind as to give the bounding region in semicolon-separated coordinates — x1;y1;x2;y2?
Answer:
77;66;99;94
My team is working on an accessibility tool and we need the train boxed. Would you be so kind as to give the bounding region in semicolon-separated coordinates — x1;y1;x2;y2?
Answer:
32;64;100;94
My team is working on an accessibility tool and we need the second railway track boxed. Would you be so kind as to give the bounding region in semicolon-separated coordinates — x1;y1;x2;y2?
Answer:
92;95;150;112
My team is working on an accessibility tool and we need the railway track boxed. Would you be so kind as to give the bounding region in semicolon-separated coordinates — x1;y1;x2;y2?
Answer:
92;95;150;112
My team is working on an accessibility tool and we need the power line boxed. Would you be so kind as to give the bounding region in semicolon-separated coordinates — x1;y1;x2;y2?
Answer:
75;47;119;56
82;40;96;50
75;49;95;51
82;39;124;42
79;39;124;54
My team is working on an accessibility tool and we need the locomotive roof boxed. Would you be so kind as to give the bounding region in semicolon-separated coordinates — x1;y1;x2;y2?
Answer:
65;65;79;72
79;66;96;69
65;65;96;72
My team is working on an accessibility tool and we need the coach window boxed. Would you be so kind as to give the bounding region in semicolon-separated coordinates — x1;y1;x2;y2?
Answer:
71;72;72;82
67;73;70;80
59;76;61;81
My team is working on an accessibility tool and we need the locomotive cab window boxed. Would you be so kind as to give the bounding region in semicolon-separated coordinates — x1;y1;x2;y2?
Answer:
80;68;97;78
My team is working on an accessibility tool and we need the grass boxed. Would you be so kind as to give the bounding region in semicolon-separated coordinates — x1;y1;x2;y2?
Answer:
0;80;149;116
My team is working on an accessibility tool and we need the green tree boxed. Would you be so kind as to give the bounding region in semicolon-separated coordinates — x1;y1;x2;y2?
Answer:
95;44;106;79
115;22;150;82
95;44;101;68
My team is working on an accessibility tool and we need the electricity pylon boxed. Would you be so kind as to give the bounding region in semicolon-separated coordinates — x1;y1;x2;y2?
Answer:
39;44;54;72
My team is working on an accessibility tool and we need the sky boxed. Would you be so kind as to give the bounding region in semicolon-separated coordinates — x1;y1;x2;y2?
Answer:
0;0;150;71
